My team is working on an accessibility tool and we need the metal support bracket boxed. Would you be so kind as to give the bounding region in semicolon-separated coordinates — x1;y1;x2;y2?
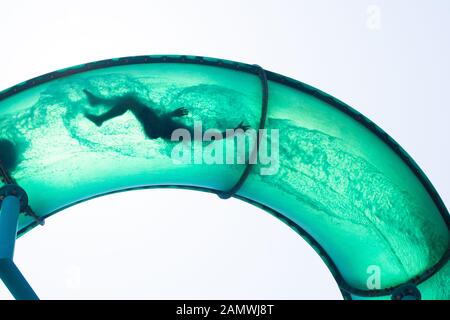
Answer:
391;284;422;300
0;184;39;300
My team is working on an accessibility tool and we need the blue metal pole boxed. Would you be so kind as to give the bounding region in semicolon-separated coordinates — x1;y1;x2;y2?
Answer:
0;186;39;300
0;259;39;300
0;195;20;259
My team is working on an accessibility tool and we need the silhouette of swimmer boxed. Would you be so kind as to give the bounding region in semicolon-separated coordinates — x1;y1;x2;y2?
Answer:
0;139;19;172
83;89;250;140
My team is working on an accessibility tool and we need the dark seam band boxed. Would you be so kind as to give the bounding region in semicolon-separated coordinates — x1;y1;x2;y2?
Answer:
217;65;269;199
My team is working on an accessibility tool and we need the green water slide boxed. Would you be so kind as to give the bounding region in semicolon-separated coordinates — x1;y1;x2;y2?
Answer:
0;55;448;300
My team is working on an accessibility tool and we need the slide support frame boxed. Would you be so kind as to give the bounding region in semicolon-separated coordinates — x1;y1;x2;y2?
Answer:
0;184;39;300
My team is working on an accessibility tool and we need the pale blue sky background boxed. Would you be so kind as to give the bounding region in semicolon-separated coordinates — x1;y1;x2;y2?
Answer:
0;0;449;299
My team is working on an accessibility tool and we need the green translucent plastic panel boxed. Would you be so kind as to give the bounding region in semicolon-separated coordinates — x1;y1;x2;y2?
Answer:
0;57;448;299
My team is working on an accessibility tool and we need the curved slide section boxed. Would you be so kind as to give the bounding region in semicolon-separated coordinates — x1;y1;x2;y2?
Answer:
0;55;448;299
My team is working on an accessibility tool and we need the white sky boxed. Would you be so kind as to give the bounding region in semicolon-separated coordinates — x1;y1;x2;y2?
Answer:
0;0;449;299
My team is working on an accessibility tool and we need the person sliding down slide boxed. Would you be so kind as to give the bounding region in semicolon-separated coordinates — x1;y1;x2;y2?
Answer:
83;89;250;140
